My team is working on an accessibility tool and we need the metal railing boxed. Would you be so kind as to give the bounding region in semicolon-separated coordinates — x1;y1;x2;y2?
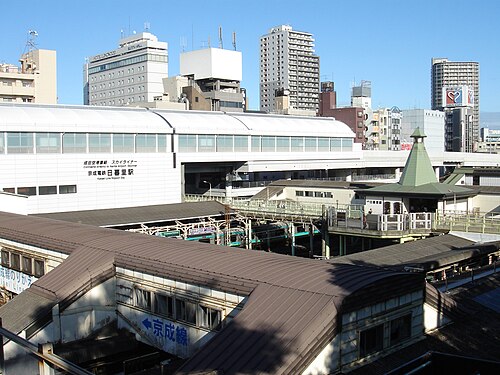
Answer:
434;210;500;234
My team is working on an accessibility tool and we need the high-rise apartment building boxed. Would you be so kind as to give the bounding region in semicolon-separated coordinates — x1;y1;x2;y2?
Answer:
259;25;320;114
0;49;57;104
431;58;479;152
84;32;168;106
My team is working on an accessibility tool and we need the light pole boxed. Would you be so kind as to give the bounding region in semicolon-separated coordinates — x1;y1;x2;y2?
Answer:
203;180;212;198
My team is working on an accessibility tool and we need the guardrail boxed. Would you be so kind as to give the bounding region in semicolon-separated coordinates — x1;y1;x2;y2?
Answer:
434;211;500;234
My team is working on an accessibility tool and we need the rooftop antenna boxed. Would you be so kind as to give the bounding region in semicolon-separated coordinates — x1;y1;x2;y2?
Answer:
218;25;223;49
21;30;38;73
180;36;187;52
207;35;211;48
144;21;150;32
120;29;124;38
232;31;236;51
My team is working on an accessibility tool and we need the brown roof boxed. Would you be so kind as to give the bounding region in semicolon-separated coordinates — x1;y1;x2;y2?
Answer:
0;211;423;374
32;201;229;227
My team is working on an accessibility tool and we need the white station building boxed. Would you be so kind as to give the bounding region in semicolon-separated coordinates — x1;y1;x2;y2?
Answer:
0;103;357;214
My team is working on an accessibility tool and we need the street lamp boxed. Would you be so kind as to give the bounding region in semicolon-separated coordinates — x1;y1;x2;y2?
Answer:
203;180;212;198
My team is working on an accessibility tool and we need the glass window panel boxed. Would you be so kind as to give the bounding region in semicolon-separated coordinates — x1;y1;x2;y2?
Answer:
318;138;329;151
198;135;215;152
216;135;233;152
359;324;384;358
234;135;248;152
17;187;36;196
154;294;173;318
178;134;196;152
291;137;304;152
63;133;87;153
22;256;32;274
135;288;151;310
136;134;156;153
330;138;342;151
36;133;61;153
261;136;276;152
251;136;261;152
113;134;134;153
305;137;317;152
10;253;20;270
276;136;290;152
0;132;4;153
59;185;77;194
390;314;412;346
199;305;221;330
34;259;45;277
342;138;353;150
157;134;168;152
39;186;57;195
1;250;9;267
7;132;34;154
88;133;111;153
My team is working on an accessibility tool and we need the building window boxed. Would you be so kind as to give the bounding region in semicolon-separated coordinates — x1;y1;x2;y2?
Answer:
305;137;316;152
157;134;168;152
291;137;304;152
134;288;151;311
10;253;20;271
0;132;4;153
276;136;290;152
261;136;276;152
7;132;34;154
39;186;57;195
1;250;10;267
34;259;45;277
59;185;77;194
251;136;261;152
296;191;304;197
234;135;248;152
175;299;197;324
17;187;36;196
88;133;111;153
36;133;61;153
113;134;134;153
178;134;196;152
63;133;87;153
390;314;412;346
22;256;32;274
359;324;384;358
199;305;221;330
154;293;174;318
198;135;215;152
216;135;233;152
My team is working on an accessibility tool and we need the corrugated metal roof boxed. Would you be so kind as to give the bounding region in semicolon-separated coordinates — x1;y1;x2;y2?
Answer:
330;234;480;270
0;211;423;373
32;201;229;227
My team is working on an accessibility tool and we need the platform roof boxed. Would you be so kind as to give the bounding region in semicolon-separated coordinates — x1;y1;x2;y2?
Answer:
0;211;422;374
33;201;229;227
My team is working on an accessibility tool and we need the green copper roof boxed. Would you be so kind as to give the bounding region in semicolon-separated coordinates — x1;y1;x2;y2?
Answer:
398;139;438;186
411;127;427;139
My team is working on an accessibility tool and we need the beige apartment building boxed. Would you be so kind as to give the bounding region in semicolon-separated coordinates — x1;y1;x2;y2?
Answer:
0;49;57;104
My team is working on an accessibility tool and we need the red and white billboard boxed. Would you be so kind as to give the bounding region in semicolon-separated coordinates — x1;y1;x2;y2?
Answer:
442;86;474;107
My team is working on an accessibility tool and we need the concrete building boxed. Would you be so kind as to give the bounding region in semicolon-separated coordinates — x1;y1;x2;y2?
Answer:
0;49;57;104
322;107;366;144
318;81;337;116
84;32;168;106
431;58;479;151
477;128;500;154
259;25;320;115
401;109;445;154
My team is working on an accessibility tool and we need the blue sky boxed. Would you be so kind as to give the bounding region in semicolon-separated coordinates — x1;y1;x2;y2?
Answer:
2;0;499;114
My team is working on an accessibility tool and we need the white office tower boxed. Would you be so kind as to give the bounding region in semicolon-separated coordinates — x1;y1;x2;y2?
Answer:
259;25;320;114
84;32;168;106
401;109;445;154
431;58;479;152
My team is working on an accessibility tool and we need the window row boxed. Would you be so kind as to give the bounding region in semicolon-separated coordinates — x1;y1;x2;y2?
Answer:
178;135;353;153
88;53;167;74
3;184;77;196
0;133;168;154
133;287;222;330
1;249;45;278
295;190;333;198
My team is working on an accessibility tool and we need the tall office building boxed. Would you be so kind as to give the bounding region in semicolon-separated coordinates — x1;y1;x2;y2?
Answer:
259;25;320;114
84;32;168;106
431;58;479;152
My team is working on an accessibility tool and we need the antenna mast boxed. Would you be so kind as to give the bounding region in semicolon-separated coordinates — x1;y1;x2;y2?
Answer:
218;26;223;49
232;31;236;51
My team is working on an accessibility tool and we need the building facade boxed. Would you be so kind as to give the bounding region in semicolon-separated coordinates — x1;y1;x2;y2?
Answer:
259;25;320;114
84;32;168;106
401;109;445;154
0;49;57;104
431;58;479;151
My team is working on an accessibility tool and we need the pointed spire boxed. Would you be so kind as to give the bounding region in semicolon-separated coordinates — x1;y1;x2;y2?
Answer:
398;127;438;186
